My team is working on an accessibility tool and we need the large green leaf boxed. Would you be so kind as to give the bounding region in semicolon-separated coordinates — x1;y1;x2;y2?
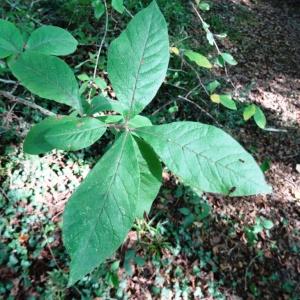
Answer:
107;1;169;118
63;133;140;285
134;137;162;217
136;122;272;196
26;25;78;56
0;19;23;58
10;52;83;113
24;117;58;155
44;116;106;151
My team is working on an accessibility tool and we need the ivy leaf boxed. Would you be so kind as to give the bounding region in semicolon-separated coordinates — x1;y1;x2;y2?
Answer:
107;1;169;118
26;25;78;56
219;94;237;110
63;133;140;286
136;122;272;196
0;19;24;58
24;117;59;155
10;52;83;113
44;116;106;151
88;95;126;115
112;0;125;13
134;137;162;217
221;52;237;66
243;104;256;121
254;106;266;129
184;50;212;69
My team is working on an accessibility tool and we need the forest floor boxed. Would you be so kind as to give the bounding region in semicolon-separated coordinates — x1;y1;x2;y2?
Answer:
0;0;299;299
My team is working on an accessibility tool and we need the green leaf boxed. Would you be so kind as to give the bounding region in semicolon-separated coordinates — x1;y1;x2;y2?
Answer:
206;80;220;93
107;1;169;118
261;218;274;230
112;0;125;13
26;25;78;56
10;52;83;113
44;116;106;151
63;133;139;285
24;117;58;155
88;95;126;115
136;122;272;196
0;19;23;58
254;106;266;129
221;52;237;66
128;115;152;128
184;50;212;69
219;94;237;110
134;137;162;217
92;0;105;19
243;104;256;121
94;77;107;90
77;73;90;81
199;2;210;11
206;32;214;46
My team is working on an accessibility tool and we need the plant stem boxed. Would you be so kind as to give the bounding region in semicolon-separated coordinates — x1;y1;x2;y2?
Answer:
87;0;109;103
0;91;56;116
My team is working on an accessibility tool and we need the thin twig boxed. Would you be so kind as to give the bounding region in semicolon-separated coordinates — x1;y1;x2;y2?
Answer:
0;91;56;116
0;78;17;84
88;0;109;103
191;3;235;88
181;57;209;96
178;95;222;127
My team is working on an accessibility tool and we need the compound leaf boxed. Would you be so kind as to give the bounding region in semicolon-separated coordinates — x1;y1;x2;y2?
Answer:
26;25;78;56
0;19;23;58
136;122;272;196
63;133;140;285
107;1;169;118
44;116;106;151
134;137;162;217
11;51;83;113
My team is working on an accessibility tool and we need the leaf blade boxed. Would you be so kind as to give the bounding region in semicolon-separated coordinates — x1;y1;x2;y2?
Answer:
26;25;78;56
136;122;272;196
107;1;169;117
63;133;140;285
45;116;106;151
10;52;83;113
134;137;162;217
0;20;23;58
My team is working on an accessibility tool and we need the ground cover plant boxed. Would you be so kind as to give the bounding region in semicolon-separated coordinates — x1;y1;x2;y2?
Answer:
0;0;299;298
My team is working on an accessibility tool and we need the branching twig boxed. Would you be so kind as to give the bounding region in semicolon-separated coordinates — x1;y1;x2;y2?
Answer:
0;91;56;116
88;0;109;103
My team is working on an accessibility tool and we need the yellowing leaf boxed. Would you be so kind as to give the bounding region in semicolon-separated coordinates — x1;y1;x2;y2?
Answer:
243;104;256;121
170;47;180;55
210;94;220;103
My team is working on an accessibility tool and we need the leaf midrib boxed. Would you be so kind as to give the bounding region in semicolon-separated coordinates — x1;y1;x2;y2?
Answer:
136;128;266;189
